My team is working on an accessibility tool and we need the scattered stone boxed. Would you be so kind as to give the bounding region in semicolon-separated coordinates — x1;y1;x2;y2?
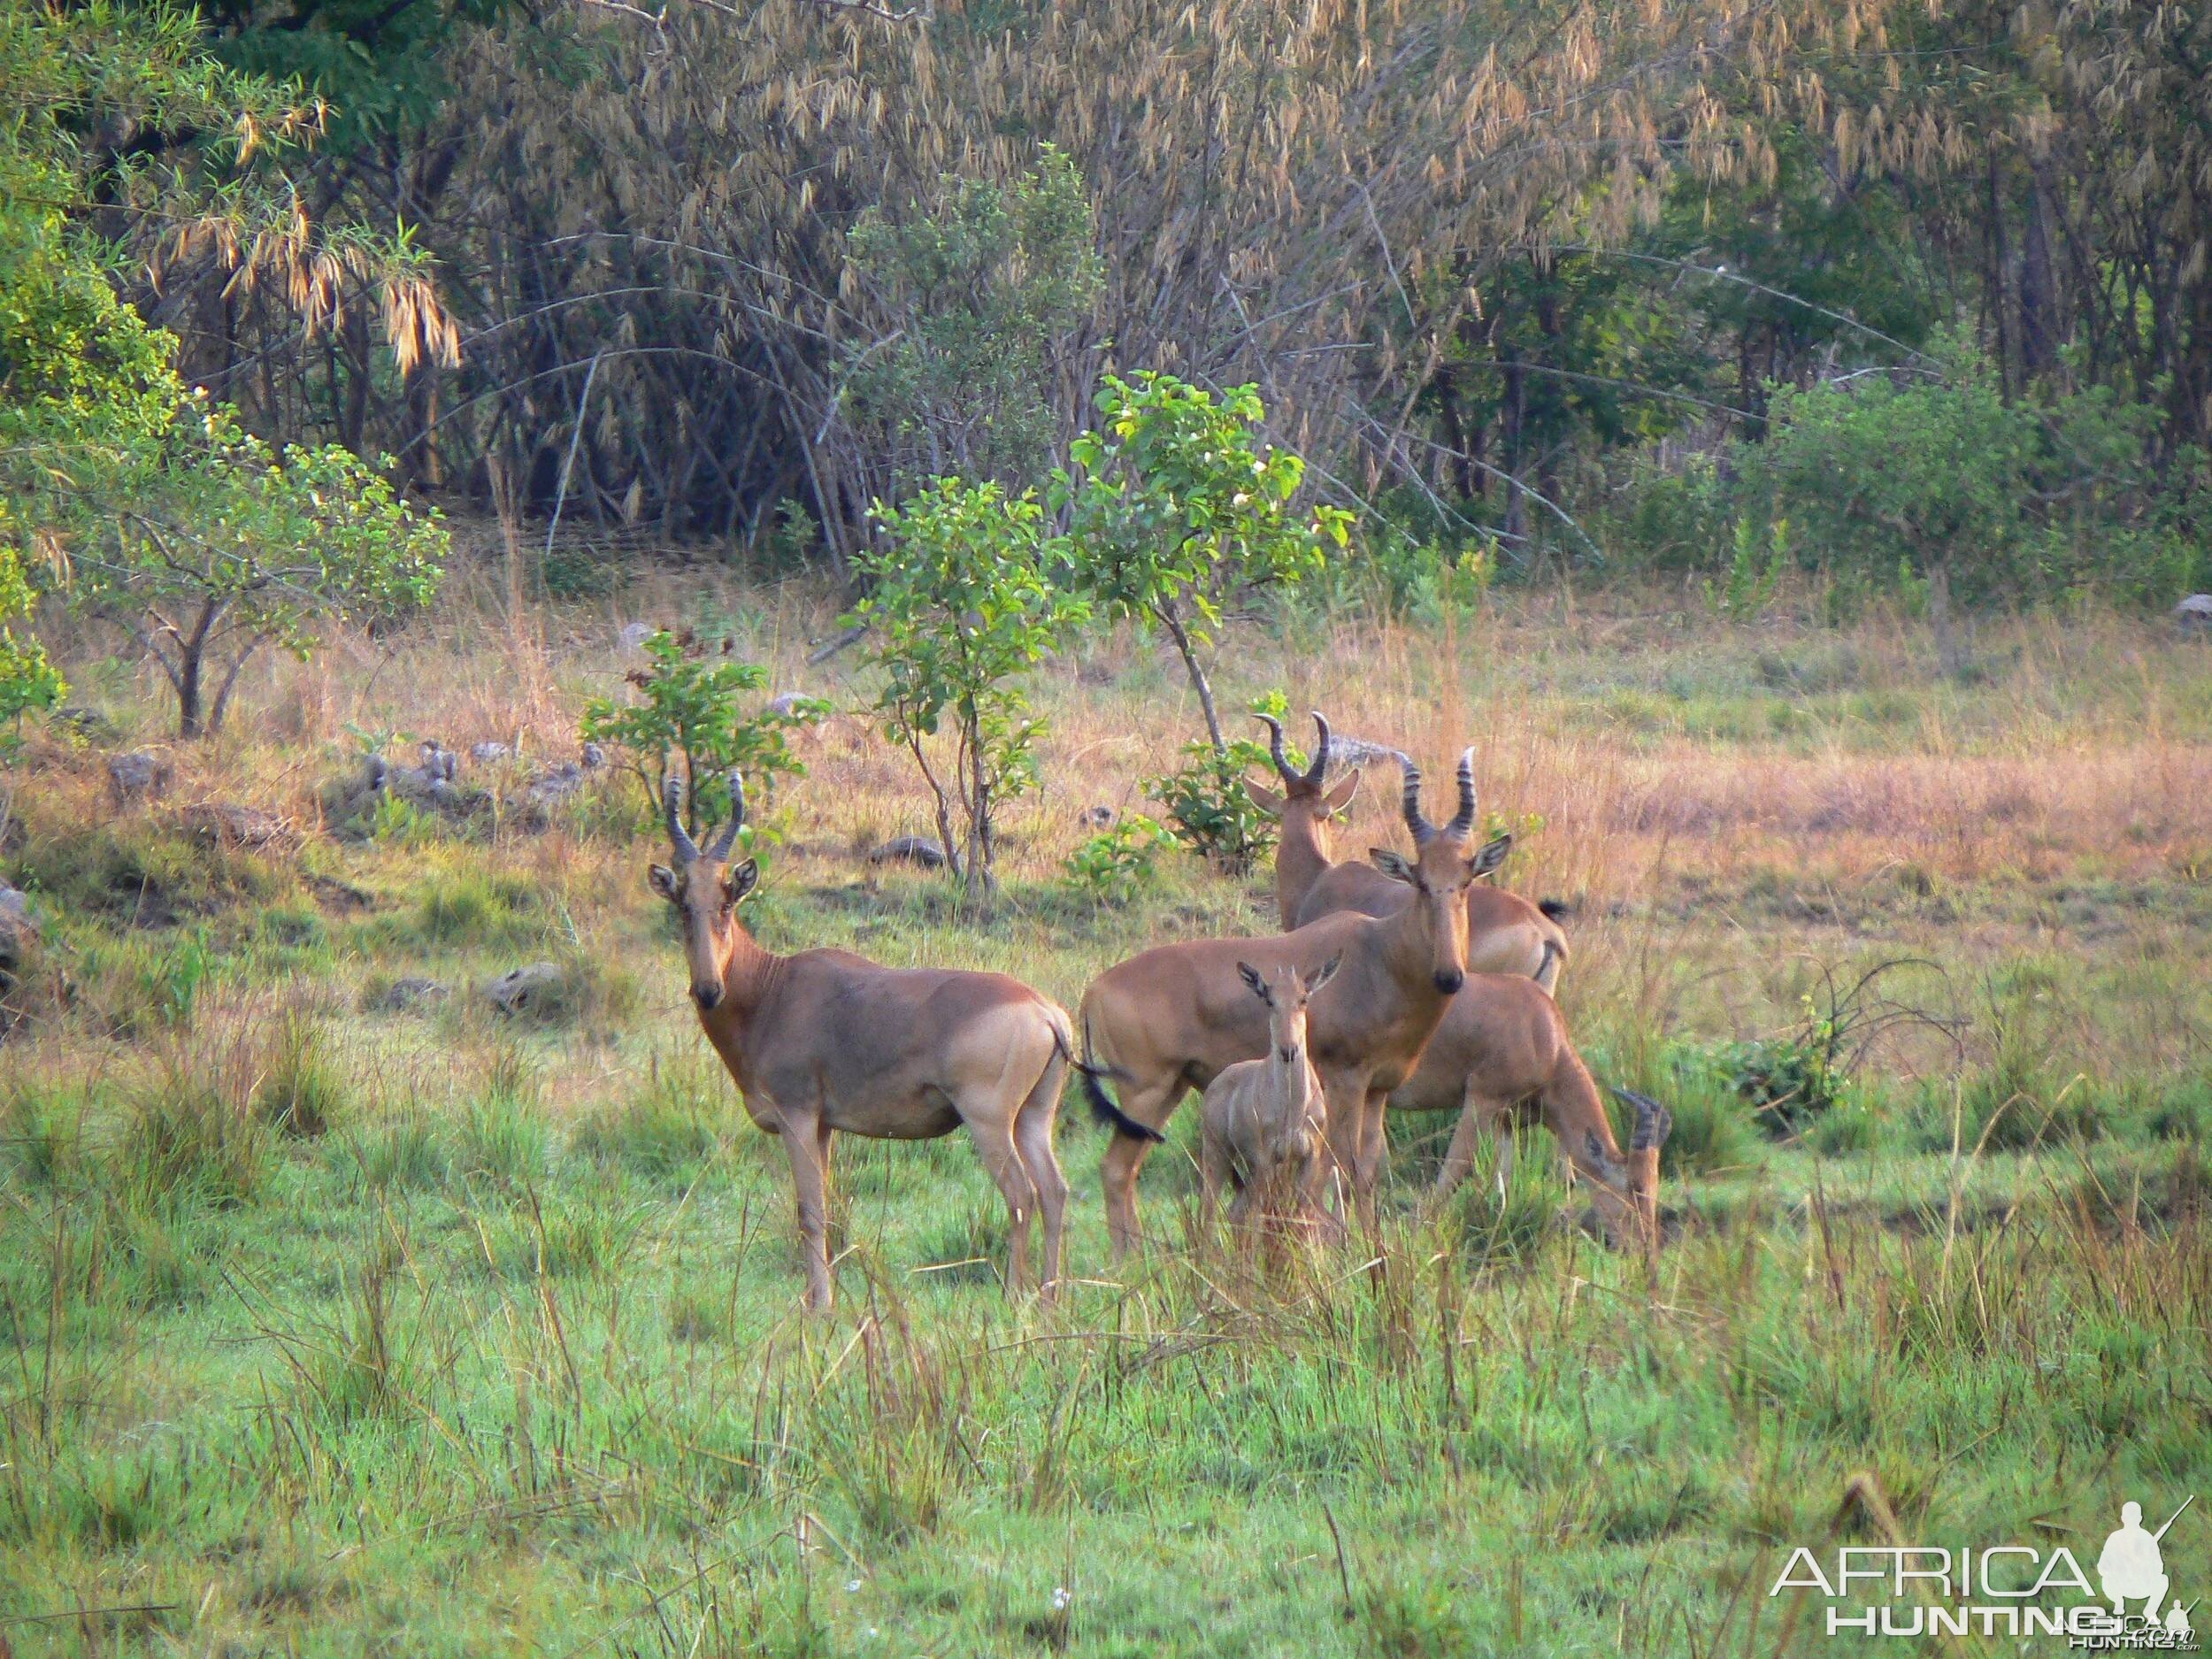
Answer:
105;750;173;810
2176;594;2212;627
1327;733;1412;771
766;692;826;719
867;835;949;869
470;741;514;765
0;884;35;1011
484;961;570;1017
179;803;296;852
354;746;488;823
371;976;449;1013
618;620;657;652
580;741;606;770
1077;804;1116;829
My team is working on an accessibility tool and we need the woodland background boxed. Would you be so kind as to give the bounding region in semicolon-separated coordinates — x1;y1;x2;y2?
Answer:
21;0;2209;606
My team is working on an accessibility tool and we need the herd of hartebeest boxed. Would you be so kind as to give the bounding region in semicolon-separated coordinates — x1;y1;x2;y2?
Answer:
648;715;1671;1310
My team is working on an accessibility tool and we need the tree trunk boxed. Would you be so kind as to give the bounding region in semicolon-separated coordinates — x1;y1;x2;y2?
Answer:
1930;560;1962;680
173;600;221;738
1156;600;1225;752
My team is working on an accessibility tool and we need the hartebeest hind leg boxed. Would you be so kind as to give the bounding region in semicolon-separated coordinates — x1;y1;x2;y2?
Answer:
1099;1076;1186;1258
1011;1056;1070;1298
966;1116;1041;1295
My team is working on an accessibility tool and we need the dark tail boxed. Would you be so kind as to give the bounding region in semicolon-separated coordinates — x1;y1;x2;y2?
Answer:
1077;1019;1165;1143
1539;896;1573;922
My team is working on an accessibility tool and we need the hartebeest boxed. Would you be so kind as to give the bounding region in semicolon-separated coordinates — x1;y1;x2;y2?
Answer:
1198;957;1340;1236
650;772;1074;1311
1251;714;1569;992
1081;752;1484;1254
1393;973;1671;1254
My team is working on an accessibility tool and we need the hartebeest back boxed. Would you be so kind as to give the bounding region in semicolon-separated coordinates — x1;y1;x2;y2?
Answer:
1253;713;1569;992
1393;973;1671;1256
650;772;1074;1310
1081;751;1485;1255
1198;956;1340;1237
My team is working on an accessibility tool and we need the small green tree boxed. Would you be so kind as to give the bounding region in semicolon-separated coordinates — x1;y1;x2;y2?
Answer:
62;419;448;736
848;479;1089;902
580;629;826;834
1055;373;1350;751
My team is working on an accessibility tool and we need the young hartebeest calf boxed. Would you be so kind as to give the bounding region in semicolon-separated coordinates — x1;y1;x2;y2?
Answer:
1390;972;1671;1255
1081;752;1484;1255
650;772;1073;1311
1198;957;1340;1236
1250;713;1570;992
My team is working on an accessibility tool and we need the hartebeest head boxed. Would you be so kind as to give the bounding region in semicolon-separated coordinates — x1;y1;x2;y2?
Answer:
1247;712;1362;826
648;771;758;1011
1366;751;1496;995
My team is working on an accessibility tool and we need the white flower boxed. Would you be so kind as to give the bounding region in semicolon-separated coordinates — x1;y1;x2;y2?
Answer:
1052;1586;1071;1611
847;1579;863;1594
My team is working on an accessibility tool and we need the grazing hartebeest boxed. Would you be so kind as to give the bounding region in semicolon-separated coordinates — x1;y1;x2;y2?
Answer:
1080;752;1484;1255
1393;972;1671;1254
1198;957;1340;1236
1252;713;1570;992
650;772;1073;1311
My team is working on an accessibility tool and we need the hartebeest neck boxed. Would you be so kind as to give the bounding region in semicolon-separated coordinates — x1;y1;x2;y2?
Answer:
1274;810;1333;926
701;921;783;1042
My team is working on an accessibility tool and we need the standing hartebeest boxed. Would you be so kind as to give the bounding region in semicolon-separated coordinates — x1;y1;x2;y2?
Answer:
650;772;1074;1311
1198;956;1340;1237
1249;713;1569;992
1392;977;1671;1254
1080;752;1485;1255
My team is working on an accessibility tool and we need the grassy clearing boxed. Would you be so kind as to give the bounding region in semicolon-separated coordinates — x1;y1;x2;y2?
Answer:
2;575;2208;1655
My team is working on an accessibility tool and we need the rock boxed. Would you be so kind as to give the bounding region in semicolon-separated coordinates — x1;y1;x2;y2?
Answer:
580;741;606;771
106;750;173;810
618;621;657;652
2176;594;2212;627
484;962;570;1017
179;803;296;852
470;741;514;765
355;749;489;823
522;761;589;811
867;835;949;869
1327;734;1412;771
1077;804;1116;829
0;883;30;964
370;975;449;1013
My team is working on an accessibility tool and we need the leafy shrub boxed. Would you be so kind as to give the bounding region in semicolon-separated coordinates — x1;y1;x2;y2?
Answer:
1062;812;1177;903
580;626;825;836
1146;737;1279;873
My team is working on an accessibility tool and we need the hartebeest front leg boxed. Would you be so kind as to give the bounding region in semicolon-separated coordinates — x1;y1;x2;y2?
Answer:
778;1111;835;1313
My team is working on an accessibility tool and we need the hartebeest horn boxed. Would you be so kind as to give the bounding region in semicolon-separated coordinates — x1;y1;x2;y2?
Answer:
707;770;747;862
1401;755;1435;845
1611;1085;1674;1152
664;775;702;864
1256;714;1298;787
1444;749;1478;842
1304;713;1331;787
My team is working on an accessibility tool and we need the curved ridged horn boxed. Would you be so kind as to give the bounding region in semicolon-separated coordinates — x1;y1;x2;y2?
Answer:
707;770;747;862
1255;713;1299;787
1444;748;1478;841
1305;712;1332;787
664;775;701;864
1400;756;1435;846
1610;1085;1676;1151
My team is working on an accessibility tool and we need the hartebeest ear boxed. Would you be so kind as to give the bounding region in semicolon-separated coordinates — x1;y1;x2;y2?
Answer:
648;863;680;902
1470;833;1512;880
1368;848;1418;886
1308;953;1343;994
1237;961;1271;1004
723;859;759;905
1246;780;1285;818
1318;767;1362;818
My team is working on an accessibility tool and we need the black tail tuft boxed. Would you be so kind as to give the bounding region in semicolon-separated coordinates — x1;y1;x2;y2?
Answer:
1539;896;1573;922
1081;1064;1165;1143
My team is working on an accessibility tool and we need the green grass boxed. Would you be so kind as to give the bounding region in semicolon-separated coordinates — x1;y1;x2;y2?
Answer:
4;598;2210;1655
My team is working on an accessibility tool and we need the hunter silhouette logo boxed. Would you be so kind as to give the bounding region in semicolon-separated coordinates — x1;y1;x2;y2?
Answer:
1771;1493;2198;1647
